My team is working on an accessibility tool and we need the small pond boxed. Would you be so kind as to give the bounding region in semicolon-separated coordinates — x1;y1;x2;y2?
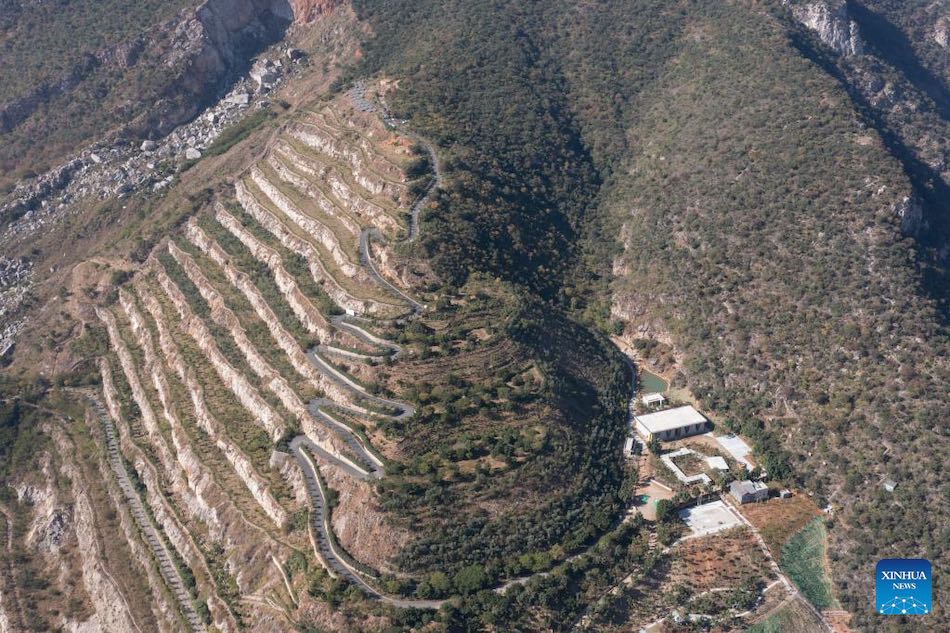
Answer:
639;369;668;394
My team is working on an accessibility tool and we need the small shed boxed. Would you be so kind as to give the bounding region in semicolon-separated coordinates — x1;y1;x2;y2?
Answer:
729;480;769;504
883;478;897;493
641;393;667;407
624;437;634;456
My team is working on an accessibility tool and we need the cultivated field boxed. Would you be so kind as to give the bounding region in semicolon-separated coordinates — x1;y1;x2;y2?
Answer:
780;517;837;610
738;494;821;553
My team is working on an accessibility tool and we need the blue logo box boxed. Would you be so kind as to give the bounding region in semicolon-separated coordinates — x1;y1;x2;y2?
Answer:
876;559;932;615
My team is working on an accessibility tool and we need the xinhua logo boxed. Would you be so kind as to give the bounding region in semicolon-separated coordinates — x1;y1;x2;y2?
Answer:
876;559;932;615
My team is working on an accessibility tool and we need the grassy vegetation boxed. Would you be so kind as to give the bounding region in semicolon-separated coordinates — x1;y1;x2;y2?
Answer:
203;108;279;158
0;0;191;101
0;0;189;184
746;600;826;633
780;517;835;610
747;610;798;633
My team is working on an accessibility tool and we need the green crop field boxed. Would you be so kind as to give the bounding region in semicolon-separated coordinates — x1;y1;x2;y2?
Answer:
746;601;824;633
780;517;836;610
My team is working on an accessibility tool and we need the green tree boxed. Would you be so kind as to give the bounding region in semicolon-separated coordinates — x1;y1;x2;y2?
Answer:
453;564;488;595
654;499;675;523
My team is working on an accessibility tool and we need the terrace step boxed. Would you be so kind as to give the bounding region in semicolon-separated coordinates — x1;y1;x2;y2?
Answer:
82;389;206;633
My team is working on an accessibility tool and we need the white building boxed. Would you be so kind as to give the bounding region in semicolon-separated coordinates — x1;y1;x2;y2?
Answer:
729;480;769;504
705;456;729;471
623;437;634;456
641;392;666;407
634;405;709;442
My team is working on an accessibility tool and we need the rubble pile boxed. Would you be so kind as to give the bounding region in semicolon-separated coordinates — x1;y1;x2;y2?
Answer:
0;257;32;358
0;44;306;359
0;48;305;245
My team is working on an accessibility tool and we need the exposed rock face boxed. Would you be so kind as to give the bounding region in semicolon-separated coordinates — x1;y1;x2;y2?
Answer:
0;0;294;139
250;167;363;279
134;286;289;528
235;180;384;315
789;0;864;56
132;0;293;137
324;463;409;571
49;426;139;633
250;58;281;90
289;125;405;198
96;362;187;633
153;264;288;441
893;195;927;237
274;141;403;235
215;205;333;338
936;17;950;49
0;0;318;239
290;0;346;24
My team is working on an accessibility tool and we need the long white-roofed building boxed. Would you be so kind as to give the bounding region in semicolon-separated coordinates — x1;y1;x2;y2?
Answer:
634;405;709;442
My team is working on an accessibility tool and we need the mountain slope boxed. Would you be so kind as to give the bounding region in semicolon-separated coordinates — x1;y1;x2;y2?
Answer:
351;0;948;629
0;0;947;631
0;0;294;191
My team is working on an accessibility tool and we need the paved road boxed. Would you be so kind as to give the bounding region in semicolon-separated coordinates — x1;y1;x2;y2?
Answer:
326;314;404;358
305;400;384;479
83;393;206;632
359;227;424;311
291;85;648;610
288;437;445;610
305;346;414;419
401;133;444;244
293;84;650;610
286;86;449;608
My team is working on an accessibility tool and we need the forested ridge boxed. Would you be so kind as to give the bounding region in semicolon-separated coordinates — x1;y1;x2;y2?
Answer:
351;0;948;629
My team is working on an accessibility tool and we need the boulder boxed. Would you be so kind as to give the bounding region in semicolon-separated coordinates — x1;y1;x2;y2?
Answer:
250;59;280;90
226;92;251;106
936;17;949;48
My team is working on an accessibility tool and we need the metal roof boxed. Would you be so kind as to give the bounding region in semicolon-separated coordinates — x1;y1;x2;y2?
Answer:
730;480;768;496
634;405;707;434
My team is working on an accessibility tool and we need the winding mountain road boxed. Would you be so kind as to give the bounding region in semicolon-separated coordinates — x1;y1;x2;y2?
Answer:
285;87;449;609
289;84;649;610
288;437;445;609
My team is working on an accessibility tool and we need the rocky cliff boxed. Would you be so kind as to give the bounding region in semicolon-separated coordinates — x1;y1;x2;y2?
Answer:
128;0;295;138
290;0;346;24
788;0;864;56
0;0;295;142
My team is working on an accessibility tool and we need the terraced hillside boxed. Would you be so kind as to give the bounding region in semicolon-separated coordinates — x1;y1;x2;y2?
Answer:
3;1;950;631
45;74;638;629
82;86;447;626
